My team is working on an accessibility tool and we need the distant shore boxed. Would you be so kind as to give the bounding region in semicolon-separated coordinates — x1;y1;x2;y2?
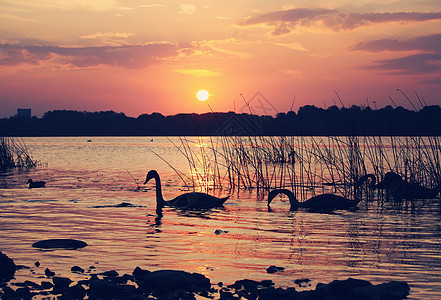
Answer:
1;105;441;136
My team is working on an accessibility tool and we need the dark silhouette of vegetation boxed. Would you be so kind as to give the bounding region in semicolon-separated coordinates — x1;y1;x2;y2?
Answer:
1;105;441;136
0;137;37;171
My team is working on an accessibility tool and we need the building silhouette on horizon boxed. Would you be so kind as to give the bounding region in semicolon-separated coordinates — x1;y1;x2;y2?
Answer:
17;108;31;118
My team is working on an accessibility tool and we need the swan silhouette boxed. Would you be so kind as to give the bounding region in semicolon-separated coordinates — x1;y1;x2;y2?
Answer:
144;170;229;210
27;179;46;188
355;174;377;188
267;189;360;212
378;172;440;200
357;172;440;200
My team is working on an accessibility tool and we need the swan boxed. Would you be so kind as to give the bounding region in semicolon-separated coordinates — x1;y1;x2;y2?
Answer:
143;170;229;210
267;189;360;212
27;179;46;188
377;171;440;200
355;174;377;188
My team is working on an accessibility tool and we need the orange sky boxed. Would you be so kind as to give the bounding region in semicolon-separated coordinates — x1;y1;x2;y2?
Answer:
1;1;441;118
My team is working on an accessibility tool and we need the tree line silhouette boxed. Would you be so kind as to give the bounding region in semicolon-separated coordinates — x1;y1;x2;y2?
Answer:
1;105;441;136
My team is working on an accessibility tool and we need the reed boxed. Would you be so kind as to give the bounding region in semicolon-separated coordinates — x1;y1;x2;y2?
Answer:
0;137;38;171
159;133;440;205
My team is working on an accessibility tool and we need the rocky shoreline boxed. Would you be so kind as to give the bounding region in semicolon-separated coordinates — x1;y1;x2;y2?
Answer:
1;251;410;299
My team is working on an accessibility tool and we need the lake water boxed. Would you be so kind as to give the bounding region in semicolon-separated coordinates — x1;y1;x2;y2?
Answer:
1;136;441;299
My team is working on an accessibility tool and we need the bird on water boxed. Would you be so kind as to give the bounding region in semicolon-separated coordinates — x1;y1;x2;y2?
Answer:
27;179;46;188
143;170;229;211
357;172;440;200
267;189;360;212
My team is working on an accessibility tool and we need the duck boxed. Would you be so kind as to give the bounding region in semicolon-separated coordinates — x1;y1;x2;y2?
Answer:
267;189;360;212
143;170;229;210
27;179;46;188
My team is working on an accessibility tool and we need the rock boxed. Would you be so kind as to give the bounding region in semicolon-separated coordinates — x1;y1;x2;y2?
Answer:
1;286;15;297
378;281;410;299
52;276;73;290
228;279;261;291
115;202;134;207
100;270;119;278
45;268;55;277
88;278;137;299
32;239;88;249
34;261;40;267
92;202;135;208
219;288;235;299
315;278;374;298
65;284;87;299
0;262;411;300
294;278;311;285
215;229;229;235
258;286;298;299
266;265;285;274
132;266;150;277
71;265;85;273
41;281;54;289
115;273;134;284
14;286;33;299
348;280;410;299
24;280;42;290
134;269;211;292
0;251;16;282
15;265;30;270
294;278;311;287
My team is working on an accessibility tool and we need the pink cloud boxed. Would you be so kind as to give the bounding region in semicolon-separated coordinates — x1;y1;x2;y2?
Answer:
352;34;441;53
0;43;179;68
239;8;441;35
367;53;441;75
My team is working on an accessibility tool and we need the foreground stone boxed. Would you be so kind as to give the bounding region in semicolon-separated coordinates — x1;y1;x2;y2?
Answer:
0;251;16;282
0;252;411;299
32;239;88;249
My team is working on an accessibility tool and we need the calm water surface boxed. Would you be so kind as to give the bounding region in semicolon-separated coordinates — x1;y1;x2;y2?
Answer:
1;137;441;299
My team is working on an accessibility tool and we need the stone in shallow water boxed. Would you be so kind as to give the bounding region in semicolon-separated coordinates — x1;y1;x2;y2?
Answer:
100;270;119;278
71;266;85;273
0;251;16;282
52;276;73;290
132;266;150;277
134;269;211;292
266;265;285;274
32;239;88;249
45;268;55;277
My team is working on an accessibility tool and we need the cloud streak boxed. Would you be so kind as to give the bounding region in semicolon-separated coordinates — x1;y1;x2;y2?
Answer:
0;43;179;69
353;33;441;76
3;0;120;12
352;33;441;53
367;53;441;75
174;68;220;77
239;8;441;34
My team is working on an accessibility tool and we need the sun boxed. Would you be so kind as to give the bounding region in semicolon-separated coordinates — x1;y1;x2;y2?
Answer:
196;90;209;101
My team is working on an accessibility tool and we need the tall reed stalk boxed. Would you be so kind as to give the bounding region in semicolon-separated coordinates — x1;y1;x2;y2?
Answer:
0;137;37;171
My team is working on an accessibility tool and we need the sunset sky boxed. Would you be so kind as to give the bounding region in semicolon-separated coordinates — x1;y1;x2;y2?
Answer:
1;0;441;118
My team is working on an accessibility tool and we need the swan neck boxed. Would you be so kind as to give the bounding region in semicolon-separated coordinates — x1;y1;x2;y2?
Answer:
269;189;299;210
289;197;300;210
153;175;165;208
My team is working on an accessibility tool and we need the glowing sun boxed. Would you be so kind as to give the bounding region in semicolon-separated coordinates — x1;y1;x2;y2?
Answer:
196;90;209;101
